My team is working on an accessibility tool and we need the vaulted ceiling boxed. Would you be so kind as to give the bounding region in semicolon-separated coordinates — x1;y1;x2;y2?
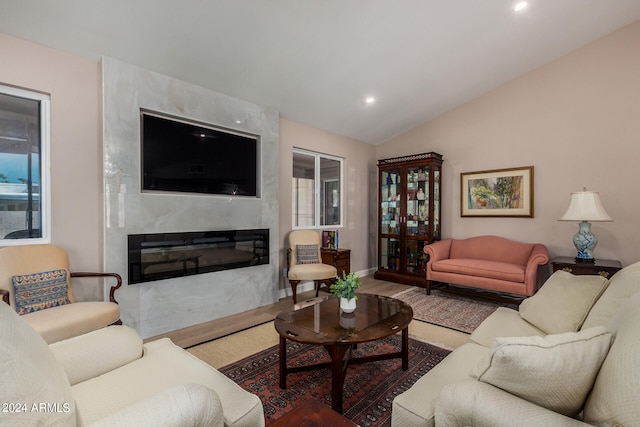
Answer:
2;0;640;144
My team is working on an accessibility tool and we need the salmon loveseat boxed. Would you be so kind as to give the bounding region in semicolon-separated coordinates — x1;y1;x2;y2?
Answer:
424;236;549;296
392;261;640;427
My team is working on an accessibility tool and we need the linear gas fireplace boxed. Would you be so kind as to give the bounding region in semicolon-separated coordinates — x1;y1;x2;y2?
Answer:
128;229;269;284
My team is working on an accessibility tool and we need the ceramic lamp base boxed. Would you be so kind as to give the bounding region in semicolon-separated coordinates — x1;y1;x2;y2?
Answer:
572;220;598;262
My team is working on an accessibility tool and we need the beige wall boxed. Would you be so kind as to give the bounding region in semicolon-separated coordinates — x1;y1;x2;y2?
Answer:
0;34;103;298
377;21;640;267
3;18;639;307
279;119;378;292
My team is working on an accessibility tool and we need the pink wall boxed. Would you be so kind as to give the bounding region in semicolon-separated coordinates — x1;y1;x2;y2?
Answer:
0;34;103;296
377;21;640;266
279;119;377;291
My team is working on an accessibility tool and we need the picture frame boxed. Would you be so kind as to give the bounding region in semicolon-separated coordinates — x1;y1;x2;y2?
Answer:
461;166;534;217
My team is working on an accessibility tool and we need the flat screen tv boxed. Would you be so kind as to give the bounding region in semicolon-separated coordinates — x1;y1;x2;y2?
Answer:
141;111;259;197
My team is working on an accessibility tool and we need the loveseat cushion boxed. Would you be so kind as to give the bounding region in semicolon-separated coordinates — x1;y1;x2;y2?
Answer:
0;300;76;426
519;270;608;334
448;236;535;265
431;259;525;282
50;325;143;386
71;337;264;427
21;301;120;344
472;326;612;417
583;290;640;425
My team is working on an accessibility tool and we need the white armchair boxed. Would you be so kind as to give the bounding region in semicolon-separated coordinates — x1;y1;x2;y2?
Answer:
0;301;264;426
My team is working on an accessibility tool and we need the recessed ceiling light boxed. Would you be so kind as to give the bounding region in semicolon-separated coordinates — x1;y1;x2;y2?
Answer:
365;97;376;105
514;1;528;12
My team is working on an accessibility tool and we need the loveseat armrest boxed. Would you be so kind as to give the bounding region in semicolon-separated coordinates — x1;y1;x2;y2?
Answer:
424;239;452;262
524;244;549;294
435;381;592;427
88;384;223;427
71;272;122;303
50;325;143;385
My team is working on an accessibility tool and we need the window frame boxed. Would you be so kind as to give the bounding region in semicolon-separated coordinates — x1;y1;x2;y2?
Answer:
0;84;51;246
292;148;343;230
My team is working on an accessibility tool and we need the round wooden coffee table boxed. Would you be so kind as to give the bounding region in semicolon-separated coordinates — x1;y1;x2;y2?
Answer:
274;293;413;413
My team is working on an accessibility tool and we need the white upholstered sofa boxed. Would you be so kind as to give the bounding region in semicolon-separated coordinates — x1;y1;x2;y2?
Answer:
392;261;640;427
0;301;264;427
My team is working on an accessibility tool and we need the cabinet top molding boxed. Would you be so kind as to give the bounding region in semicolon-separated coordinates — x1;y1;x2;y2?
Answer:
377;152;443;166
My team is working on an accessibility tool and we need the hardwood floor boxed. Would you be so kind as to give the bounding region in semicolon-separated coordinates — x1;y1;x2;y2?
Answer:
145;275;412;349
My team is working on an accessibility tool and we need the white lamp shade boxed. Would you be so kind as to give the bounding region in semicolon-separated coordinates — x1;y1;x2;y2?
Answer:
559;191;613;222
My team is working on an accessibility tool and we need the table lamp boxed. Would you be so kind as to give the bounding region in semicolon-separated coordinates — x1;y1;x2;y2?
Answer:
558;189;612;263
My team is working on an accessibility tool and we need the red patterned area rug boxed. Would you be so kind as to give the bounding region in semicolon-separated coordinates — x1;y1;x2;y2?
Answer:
392;287;519;333
219;334;450;426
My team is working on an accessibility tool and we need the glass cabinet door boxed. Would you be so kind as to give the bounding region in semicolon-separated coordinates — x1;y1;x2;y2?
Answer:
380;168;400;270
405;166;430;276
406;166;429;237
434;169;441;240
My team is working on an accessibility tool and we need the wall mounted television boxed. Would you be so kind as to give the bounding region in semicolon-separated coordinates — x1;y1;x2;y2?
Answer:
141;110;260;197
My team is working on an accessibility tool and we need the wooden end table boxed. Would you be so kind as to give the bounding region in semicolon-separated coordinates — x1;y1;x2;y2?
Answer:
321;248;351;278
274;293;413;414
552;257;622;279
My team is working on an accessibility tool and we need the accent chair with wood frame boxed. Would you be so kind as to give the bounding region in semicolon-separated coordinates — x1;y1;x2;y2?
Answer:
286;230;337;303
0;244;122;344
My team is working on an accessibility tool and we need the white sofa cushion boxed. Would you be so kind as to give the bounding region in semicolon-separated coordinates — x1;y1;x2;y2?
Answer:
472;326;612;417
582;260;640;330
0;301;76;426
469;306;546;347
519;270;608;334
583;291;640;425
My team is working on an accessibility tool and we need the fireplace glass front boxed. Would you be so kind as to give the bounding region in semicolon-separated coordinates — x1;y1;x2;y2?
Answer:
128;229;269;284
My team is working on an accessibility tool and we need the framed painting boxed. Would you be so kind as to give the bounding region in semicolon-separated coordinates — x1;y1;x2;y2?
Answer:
461;166;534;217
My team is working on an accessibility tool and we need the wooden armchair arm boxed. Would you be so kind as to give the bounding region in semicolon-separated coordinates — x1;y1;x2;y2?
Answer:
70;272;123;304
1;289;9;305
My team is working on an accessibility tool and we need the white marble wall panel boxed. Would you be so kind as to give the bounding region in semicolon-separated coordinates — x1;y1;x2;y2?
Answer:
102;57;279;338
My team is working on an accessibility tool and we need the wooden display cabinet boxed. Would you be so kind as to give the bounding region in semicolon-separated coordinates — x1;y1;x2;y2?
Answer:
374;152;443;287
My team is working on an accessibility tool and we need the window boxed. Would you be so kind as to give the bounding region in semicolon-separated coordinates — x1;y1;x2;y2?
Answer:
0;84;50;244
292;149;342;228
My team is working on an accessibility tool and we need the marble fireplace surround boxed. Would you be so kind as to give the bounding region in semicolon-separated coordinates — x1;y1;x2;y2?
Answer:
102;57;279;338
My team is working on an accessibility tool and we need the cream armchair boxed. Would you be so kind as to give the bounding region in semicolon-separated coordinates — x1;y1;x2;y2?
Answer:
0;244;122;344
0;301;264;427
287;230;337;303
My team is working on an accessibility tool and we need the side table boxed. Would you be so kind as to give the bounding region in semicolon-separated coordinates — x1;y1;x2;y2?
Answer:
552;257;622;279
321;248;351;278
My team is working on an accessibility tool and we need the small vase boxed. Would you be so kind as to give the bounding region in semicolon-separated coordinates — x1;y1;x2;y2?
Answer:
340;297;356;313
